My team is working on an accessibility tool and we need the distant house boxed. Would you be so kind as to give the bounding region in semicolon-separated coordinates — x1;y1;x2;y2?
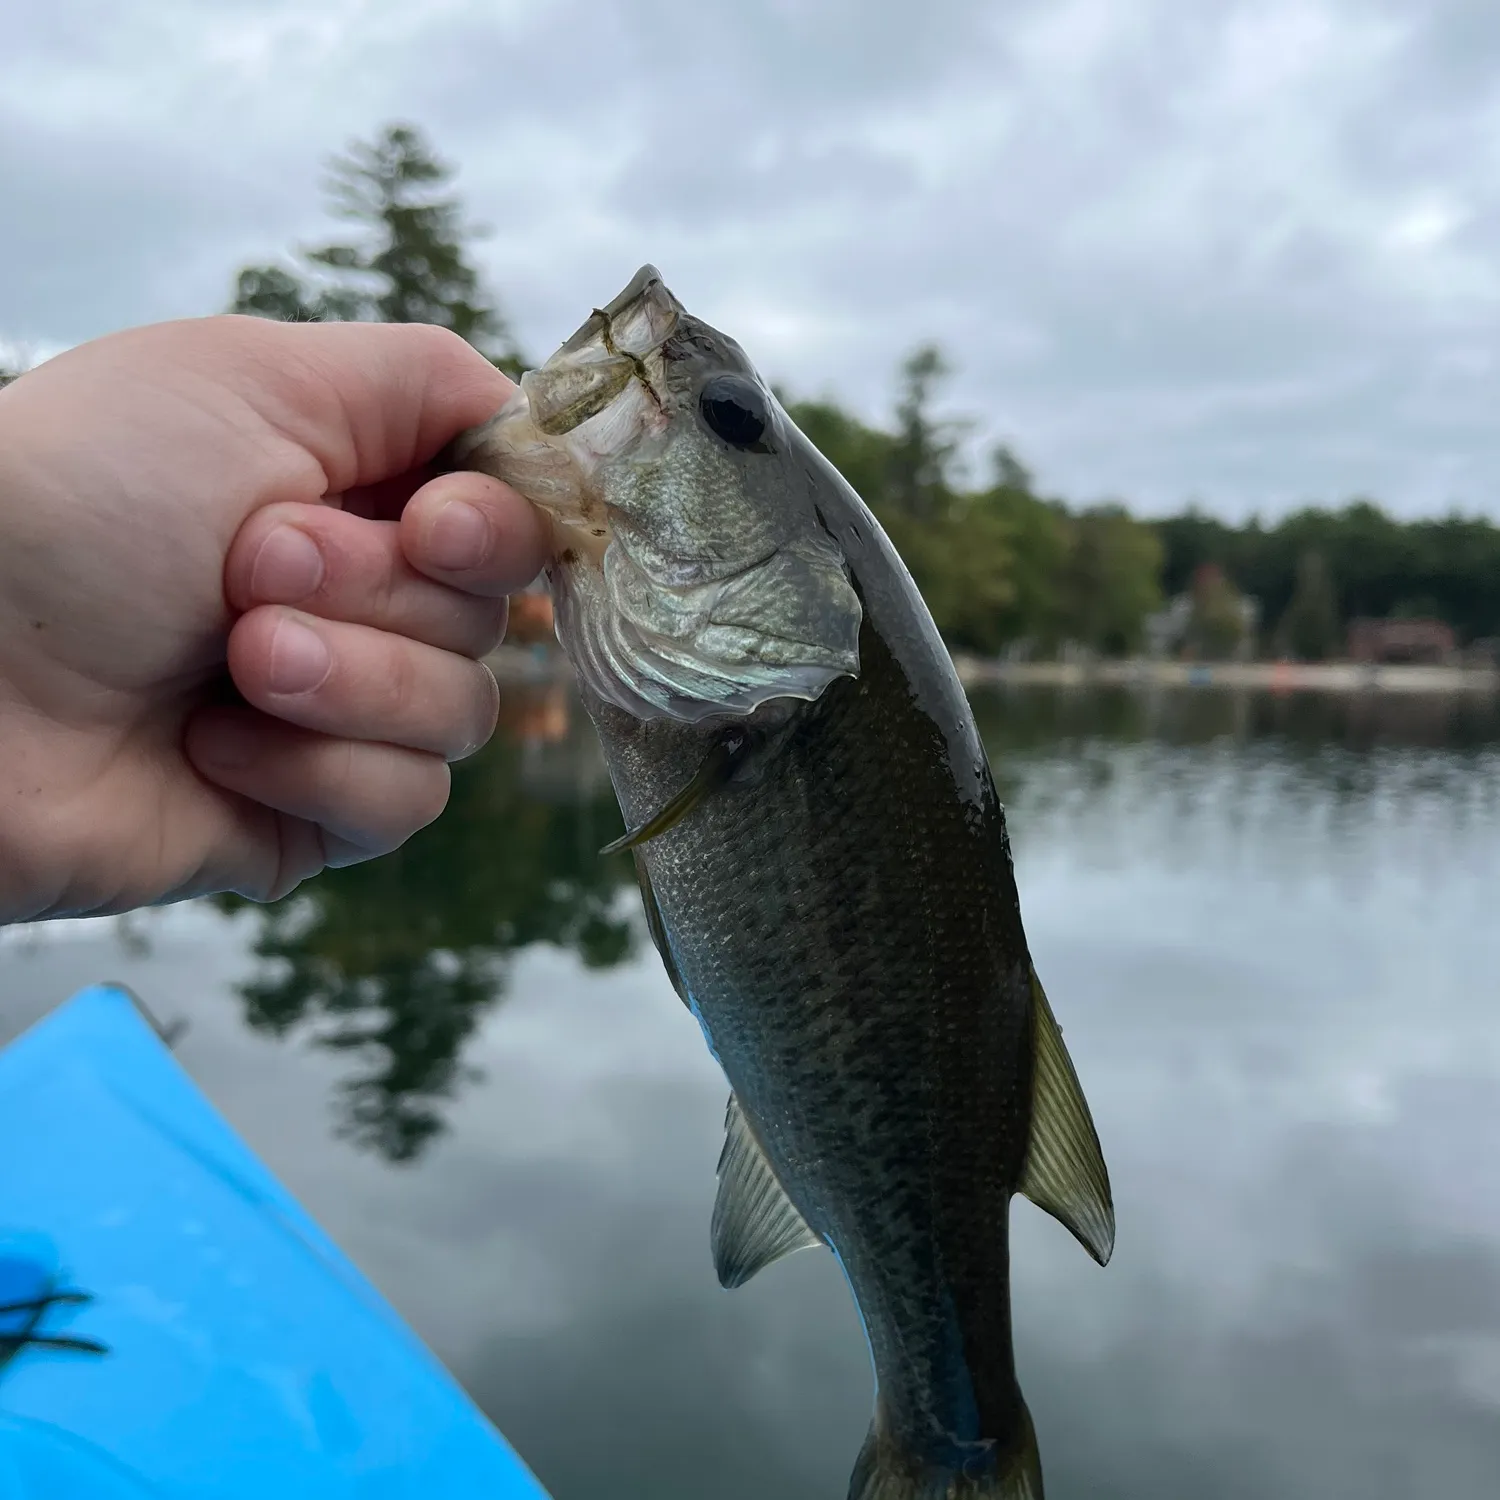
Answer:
1145;567;1259;661
1144;594;1193;658
1346;617;1455;665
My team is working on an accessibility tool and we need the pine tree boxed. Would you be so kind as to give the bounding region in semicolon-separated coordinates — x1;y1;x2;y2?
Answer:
887;344;963;523
1277;549;1340;660
229;123;525;376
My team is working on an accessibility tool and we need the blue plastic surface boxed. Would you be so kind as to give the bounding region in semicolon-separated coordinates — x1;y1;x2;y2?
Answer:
0;985;550;1498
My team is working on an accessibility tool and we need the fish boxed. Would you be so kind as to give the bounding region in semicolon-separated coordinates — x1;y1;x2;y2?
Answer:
447;266;1113;1500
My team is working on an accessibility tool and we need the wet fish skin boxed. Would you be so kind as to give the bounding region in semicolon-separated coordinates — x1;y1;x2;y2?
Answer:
450;268;1111;1500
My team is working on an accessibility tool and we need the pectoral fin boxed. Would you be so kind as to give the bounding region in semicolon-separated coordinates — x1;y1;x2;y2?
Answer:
633;851;688;1005
712;1093;821;1288
1018;968;1115;1266
600;730;748;854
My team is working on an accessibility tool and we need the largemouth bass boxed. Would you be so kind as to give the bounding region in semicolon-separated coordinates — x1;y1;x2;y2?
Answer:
450;267;1113;1499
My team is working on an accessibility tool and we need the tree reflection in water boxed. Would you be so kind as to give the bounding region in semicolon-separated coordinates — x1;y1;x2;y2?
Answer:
214;677;1500;1164
213;683;636;1163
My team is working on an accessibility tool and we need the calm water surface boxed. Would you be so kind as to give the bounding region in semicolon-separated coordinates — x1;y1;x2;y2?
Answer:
4;685;1500;1499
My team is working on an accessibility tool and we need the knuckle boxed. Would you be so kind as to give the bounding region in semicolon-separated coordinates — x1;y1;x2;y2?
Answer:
318;736;359;806
381;638;421;721
376;553;401;616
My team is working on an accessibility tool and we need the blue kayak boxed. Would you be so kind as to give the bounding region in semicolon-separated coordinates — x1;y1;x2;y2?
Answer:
0;984;551;1499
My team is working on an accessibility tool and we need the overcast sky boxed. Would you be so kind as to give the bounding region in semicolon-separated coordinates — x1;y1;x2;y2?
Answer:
4;0;1500;518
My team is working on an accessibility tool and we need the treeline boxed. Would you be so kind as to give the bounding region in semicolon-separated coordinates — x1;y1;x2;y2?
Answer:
784;357;1163;656
787;390;1500;660
1156;506;1500;656
14;121;1493;662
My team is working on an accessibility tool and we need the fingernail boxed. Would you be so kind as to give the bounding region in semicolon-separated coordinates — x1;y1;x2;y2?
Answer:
191;716;255;771
427;500;490;571
250;526;324;602
268;616;331;694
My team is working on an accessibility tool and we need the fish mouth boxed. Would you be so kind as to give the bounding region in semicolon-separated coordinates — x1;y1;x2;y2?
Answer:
521;265;682;439
559;264;680;362
447;263;679;450
445;266;682;552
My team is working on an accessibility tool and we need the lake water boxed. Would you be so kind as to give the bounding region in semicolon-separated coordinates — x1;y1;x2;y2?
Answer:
3;683;1500;1499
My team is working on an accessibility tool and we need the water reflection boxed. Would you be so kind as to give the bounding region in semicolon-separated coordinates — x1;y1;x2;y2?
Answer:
211;679;1500;1165
969;681;1500;758
6;680;1500;1496
211;686;636;1161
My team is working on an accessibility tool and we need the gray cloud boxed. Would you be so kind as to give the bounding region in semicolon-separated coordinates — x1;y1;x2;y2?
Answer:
5;0;1500;516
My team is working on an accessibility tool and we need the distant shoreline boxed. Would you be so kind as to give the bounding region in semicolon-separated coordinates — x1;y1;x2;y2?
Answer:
950;655;1500;694
485;646;1500;696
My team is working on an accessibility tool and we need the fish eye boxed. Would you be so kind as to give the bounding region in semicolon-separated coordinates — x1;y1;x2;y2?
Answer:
699;374;770;450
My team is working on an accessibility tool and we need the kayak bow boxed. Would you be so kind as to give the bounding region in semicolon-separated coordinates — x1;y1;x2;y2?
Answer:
0;984;550;1499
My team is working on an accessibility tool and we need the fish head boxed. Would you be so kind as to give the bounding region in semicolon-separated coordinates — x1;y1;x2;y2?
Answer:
449;265;862;723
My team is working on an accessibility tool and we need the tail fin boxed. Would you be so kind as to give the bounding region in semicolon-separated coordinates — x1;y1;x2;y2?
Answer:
847;1401;1043;1499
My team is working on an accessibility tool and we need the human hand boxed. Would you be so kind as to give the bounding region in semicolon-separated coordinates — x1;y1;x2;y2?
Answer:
0;316;547;924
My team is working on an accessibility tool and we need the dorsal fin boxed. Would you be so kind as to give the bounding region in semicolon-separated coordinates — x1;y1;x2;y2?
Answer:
1018;968;1115;1265
711;1093;821;1288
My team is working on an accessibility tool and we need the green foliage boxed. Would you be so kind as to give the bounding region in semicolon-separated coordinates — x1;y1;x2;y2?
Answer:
788;368;1021;654
1057;506;1164;656
1156;501;1500;647
978;466;1070;649
786;397;899;510
887;344;965;523
1277;550;1340;660
786;362;1160;657
882;495;1020;655
229;122;525;376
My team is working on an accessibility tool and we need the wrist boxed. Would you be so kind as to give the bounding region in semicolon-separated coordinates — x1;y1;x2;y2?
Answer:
0;702;86;926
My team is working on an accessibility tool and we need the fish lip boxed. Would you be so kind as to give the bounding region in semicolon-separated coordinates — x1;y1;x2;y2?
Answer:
602;263;666;319
557;264;679;361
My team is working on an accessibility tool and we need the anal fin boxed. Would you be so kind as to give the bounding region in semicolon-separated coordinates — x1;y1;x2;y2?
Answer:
712;1093;821;1288
1018;967;1115;1266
